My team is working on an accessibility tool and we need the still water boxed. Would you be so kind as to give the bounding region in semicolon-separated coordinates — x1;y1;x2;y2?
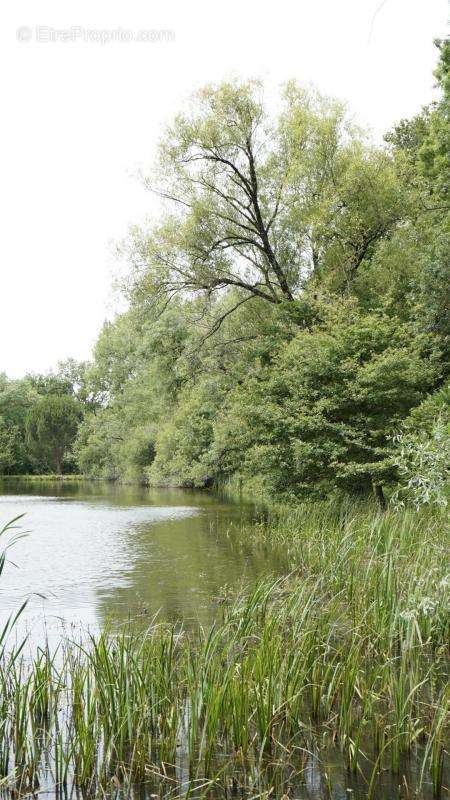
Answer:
0;479;276;643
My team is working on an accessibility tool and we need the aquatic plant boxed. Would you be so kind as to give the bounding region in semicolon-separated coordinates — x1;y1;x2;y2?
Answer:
0;503;447;798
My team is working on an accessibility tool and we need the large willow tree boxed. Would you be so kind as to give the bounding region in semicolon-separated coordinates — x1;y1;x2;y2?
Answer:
126;81;404;323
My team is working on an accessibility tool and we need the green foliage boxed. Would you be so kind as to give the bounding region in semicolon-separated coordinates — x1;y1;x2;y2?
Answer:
391;384;450;509
26;372;74;397
125;80;403;317
149;375;227;486
417;222;450;349
212;304;441;501
26;394;83;474
75;407;156;482
0;364;88;475
418;39;450;202
70;53;449;506
74;305;189;481
0;375;37;474
0;417;22;473
4;51;448;504
385;40;449;205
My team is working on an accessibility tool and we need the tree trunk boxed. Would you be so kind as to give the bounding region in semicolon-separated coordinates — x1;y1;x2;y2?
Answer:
54;450;63;475
373;483;387;511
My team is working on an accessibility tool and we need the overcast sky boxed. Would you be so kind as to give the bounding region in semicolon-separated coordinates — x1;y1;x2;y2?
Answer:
1;0;447;378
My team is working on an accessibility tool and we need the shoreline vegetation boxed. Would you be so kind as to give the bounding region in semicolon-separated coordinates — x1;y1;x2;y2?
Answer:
0;500;448;798
0;473;88;482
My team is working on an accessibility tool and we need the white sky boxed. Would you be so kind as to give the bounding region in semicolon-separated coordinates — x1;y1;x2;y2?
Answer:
1;0;448;378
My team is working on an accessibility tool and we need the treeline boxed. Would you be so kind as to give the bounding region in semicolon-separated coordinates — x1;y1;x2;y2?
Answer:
2;41;448;506
0;363;91;475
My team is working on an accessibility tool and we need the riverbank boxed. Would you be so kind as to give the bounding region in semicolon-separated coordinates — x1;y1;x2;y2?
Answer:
0;473;88;482
0;500;448;799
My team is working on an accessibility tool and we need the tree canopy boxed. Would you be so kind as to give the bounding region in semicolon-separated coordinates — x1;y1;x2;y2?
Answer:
0;366;86;475
26;394;83;475
126;82;404;319
2;44;449;506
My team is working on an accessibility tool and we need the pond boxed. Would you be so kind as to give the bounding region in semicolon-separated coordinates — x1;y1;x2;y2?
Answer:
0;479;277;645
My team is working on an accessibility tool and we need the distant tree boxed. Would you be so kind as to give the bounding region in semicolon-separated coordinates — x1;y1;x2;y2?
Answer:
385;39;449;205
0;417;22;474
384;112;430;159
0;374;37;473
149;375;226;487
26;372;73;397
26;395;83;474
383;39;449;365
25;362;99;411
418;39;450;203
56;358;98;407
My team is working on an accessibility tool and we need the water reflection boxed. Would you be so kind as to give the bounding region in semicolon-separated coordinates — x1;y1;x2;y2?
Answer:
0;480;278;642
